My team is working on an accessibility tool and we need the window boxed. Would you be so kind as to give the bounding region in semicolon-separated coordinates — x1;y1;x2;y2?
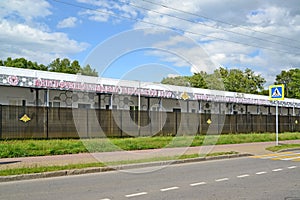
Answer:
22;100;26;107
53;102;60;108
173;108;181;113
112;105;118;110
78;104;91;109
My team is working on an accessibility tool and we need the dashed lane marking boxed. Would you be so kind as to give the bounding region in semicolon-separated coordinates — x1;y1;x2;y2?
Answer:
160;187;179;192
190;182;207;186
256;171;267;175
125;192;148;198
215;178;229;182
237;174;250;178
272;168;283;172
101;165;299;199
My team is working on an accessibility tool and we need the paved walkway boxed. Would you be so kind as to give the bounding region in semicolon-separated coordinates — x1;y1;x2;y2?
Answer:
0;140;299;170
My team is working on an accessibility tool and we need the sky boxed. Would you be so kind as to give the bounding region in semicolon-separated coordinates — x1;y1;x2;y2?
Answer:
1;0;300;86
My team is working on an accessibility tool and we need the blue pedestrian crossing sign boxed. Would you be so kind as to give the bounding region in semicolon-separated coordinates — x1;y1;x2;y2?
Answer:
269;84;284;100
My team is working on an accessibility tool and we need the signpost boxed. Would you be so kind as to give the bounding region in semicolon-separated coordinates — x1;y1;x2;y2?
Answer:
269;84;285;146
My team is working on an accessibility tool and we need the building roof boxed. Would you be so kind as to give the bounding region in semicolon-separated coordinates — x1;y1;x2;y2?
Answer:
1;66;300;108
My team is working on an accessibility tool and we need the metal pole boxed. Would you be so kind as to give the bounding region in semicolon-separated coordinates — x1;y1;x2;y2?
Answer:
276;101;279;146
138;81;141;136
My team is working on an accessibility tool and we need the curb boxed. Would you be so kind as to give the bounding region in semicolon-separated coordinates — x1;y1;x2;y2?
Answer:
0;153;252;182
277;148;300;153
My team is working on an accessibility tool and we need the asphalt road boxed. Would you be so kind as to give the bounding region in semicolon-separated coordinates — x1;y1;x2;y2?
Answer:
0;157;299;200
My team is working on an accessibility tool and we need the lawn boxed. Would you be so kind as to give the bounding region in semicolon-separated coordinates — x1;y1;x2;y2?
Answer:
0;151;238;176
0;132;299;158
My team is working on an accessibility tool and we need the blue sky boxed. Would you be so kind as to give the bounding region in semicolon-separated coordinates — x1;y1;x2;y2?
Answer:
1;0;300;85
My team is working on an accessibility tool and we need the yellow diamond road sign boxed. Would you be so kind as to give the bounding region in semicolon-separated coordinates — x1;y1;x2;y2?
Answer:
269;84;284;101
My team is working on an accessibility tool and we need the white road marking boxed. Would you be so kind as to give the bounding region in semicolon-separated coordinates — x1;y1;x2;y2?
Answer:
125;192;148;198
215;178;229;182
237;174;250;178
160;187;179;192
100;199;111;200
281;156;300;161
288;166;297;169
256;171;267;175
261;152;300;159
190;182;207;186
272;168;283;172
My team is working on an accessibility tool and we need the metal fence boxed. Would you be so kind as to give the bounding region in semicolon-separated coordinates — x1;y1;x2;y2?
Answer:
0;105;300;139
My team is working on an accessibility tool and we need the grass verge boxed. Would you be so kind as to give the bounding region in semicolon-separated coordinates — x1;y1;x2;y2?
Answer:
266;144;300;152
0;151;238;176
0;132;299;158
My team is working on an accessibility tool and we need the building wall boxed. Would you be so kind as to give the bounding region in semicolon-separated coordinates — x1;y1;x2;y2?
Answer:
0;86;43;106
0;86;298;115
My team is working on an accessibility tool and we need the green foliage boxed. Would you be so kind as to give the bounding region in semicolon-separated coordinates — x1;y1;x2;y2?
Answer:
161;76;190;86
290;70;300;98
0;163;105;176
205;69;225;90
274;69;299;98
1;57;48;71
80;64;98;77
266;143;300;152
0;57;98;77
220;67;265;94
48;58;81;74
0;152;239;176
188;72;208;88
161;67;265;94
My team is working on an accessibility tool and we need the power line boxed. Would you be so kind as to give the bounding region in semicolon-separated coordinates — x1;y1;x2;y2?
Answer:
116;0;300;51
140;0;300;44
50;0;300;55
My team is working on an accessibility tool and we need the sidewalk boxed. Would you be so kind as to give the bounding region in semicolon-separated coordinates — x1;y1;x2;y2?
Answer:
1;140;300;170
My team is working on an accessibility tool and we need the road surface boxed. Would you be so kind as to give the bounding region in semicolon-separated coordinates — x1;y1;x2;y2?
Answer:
0;152;300;200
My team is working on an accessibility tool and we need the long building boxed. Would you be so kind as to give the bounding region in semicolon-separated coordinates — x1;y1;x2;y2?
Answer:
0;66;300;115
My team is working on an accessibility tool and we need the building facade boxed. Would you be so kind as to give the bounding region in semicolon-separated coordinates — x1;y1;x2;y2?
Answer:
1;66;300;116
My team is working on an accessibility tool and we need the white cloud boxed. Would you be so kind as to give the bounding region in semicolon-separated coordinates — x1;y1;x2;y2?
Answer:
79;9;111;22
0;0;52;22
128;0;300;84
0;19;88;64
0;0;89;65
57;17;78;28
77;0;139;22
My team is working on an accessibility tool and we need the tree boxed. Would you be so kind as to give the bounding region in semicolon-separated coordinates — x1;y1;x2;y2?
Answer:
48;58;81;74
288;69;300;99
220;68;265;94
161;76;190;86
1;57;98;76
189;72;208;88
160;67;266;94
0;57;48;71
206;69;225;90
80;64;98;77
275;69;300;98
